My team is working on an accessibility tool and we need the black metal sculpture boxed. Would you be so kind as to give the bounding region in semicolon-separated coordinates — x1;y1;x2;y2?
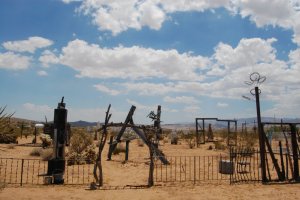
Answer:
47;97;69;184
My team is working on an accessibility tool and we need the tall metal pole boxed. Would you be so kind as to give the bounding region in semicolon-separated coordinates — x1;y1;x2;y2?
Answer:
255;86;267;183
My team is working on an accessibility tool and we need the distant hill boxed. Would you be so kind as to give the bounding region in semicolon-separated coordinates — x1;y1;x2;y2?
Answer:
69;120;98;127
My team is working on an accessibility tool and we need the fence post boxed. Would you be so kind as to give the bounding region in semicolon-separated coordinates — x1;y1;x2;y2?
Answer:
125;140;130;161
194;156;196;184
20;159;24;186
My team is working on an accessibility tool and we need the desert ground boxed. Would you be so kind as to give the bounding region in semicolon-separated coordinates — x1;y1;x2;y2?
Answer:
0;135;300;200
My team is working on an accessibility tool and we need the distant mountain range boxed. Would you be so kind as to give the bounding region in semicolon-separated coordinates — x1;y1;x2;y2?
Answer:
11;117;300;128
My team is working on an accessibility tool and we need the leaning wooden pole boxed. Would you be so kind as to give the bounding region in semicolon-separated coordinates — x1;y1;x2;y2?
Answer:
93;104;111;186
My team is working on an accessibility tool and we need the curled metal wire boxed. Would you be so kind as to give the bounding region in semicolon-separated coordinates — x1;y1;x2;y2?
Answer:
244;72;266;86
250;88;261;95
244;72;265;96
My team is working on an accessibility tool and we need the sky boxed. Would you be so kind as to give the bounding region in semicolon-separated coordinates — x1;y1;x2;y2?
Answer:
1;0;300;124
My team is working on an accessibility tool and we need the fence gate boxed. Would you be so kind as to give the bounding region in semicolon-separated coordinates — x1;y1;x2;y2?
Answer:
229;148;261;184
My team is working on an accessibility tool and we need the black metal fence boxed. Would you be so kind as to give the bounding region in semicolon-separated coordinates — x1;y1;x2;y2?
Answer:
1;150;264;186
154;155;231;183
229;148;261;183
0;158;94;186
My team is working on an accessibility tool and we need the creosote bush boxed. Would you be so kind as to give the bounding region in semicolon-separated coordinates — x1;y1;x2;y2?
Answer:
67;130;96;165
40;133;52;148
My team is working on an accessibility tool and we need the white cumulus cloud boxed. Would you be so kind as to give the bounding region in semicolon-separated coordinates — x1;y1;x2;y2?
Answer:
65;0;300;46
59;39;209;81
39;50;59;67
2;36;53;53
94;84;120;96
37;70;48;76
163;96;199;105
0;52;31;70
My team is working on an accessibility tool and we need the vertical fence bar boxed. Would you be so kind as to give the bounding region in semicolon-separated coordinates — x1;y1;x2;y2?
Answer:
78;164;80;184
175;157;177;181
15;159;19;184
189;156;191;181
20;159;24;186
31;160;35;184
165;157;168;182
9;159;13;183
160;159;163;182
230;148;232;184
83;162;85;184
198;156;200;181
155;159;158;182
37;160;40;184
184;157;187;181
4;159;7;184
194;156;196;184
179;157;181;182
170;157;172;182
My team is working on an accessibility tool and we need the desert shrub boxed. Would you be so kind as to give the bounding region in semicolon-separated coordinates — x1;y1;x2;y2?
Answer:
163;137;168;144
67;152;86;165
170;130;179;145
69;131;93;154
113;143;126;155
0;106;18;144
40;148;53;161
83;144;97;163
67;131;96;165
40;133;52;148
123;129;136;140
0;129;18;144
30;148;42;156
214;141;226;150
180;130;195;149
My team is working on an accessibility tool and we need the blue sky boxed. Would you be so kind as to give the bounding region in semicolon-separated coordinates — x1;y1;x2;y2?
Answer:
1;0;300;124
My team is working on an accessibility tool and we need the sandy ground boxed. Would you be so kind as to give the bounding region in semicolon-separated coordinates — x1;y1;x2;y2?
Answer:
1;136;300;200
1;183;300;200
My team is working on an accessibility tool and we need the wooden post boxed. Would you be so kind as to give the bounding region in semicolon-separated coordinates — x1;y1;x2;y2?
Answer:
125;140;130;161
195;118;199;147
148;145;154;187
255;86;267;183
107;136;114;160
279;141;285;180
290;124;299;181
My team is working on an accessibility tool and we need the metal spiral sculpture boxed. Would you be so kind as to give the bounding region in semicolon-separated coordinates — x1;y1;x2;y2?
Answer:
244;72;266;95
